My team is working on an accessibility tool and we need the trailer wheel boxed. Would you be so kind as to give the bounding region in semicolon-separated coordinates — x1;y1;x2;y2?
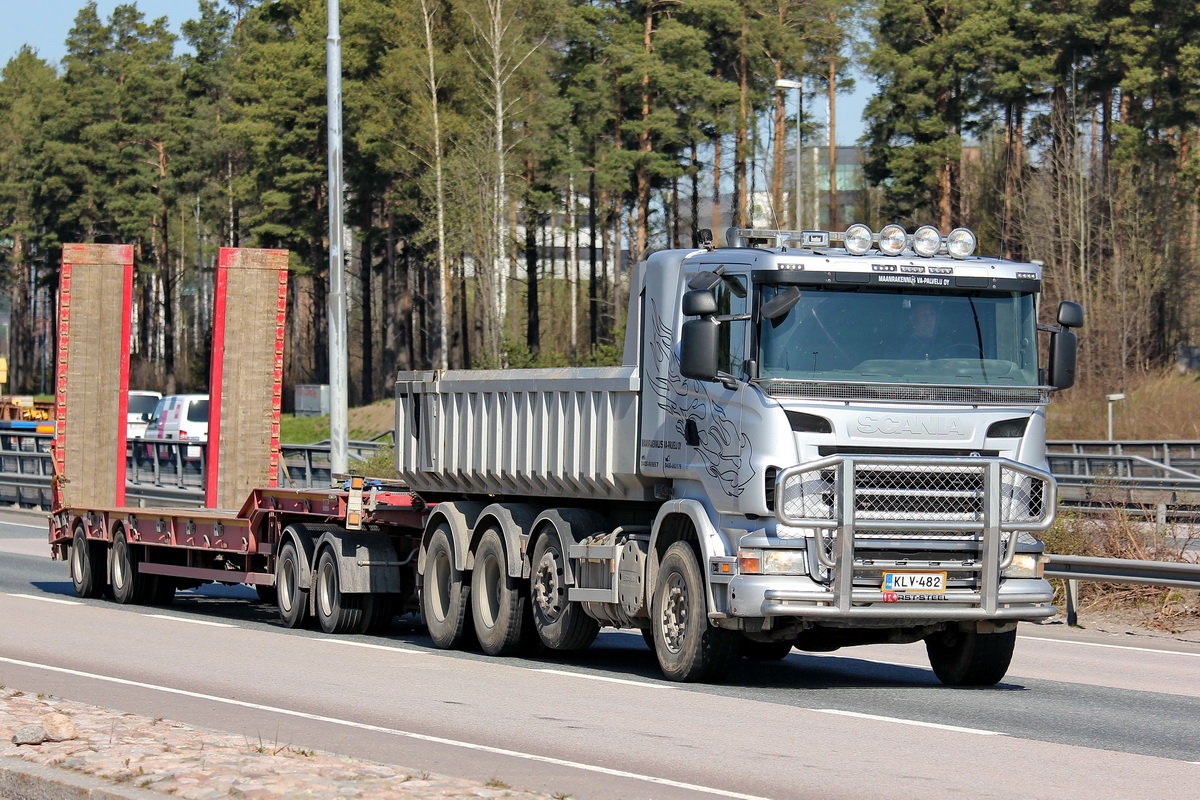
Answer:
148;576;176;606
651;541;739;682
314;548;364;634
110;533;149;605
470;528;528;656
530;532;598;651
276;541;309;629
925;626;1016;686
359;593;395;635
421;525;472;649
70;526;107;599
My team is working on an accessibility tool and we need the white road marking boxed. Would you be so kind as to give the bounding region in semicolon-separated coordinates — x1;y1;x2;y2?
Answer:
320;639;432;656
530;668;675;689
0;655;769;800
1018;635;1200;658
810;708;1003;735
0;522;48;530
7;593;82;606
145;614;235;628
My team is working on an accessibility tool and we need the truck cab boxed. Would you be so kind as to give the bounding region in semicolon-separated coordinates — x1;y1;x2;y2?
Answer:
633;224;1081;683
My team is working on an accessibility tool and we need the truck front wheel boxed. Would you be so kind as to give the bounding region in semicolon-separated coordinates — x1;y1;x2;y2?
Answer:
531;532;598;651
315;548;364;634
421;525;473;649
925;626;1016;686
70;526;107;599
651;541;739;682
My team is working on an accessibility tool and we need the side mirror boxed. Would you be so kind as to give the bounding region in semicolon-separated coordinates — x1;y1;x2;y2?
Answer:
682;288;718;315
1057;300;1084;329
1049;329;1077;390
680;318;719;381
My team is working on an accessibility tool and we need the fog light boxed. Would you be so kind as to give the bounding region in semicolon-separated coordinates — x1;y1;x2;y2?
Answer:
947;227;977;258
1003;553;1045;579
912;225;942;257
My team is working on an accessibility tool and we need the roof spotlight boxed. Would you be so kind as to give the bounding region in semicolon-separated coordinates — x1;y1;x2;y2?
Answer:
947;227;977;259
878;224;907;256
843;224;873;256
912;225;942;257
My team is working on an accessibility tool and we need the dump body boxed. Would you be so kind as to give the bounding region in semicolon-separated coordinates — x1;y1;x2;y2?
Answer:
395;366;654;502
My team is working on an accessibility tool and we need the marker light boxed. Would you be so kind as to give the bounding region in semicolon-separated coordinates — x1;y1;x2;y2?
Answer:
947;227;977;259
843;224;873;255
912;225;942;257
878;224;907;256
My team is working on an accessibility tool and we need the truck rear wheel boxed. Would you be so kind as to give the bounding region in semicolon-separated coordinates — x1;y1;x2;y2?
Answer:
531;532;598;651
651;541;739;682
471;529;527;656
276;540;309;629
110;533;149;605
925;626;1016;686
315;548;364;634
70;527;107;599
421;525;472;649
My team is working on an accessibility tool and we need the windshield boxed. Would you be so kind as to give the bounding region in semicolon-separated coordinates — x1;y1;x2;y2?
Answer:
758;286;1038;385
128;395;159;415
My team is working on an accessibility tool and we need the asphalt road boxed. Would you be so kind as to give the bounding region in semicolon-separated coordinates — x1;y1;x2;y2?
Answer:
1;509;1197;799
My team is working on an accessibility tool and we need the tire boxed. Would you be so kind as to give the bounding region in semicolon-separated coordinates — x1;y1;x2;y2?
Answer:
314;548;364;634
741;638;794;661
530;532;598;651
650;541;739;682
925;626;1016;686
420;525;473;649
276;540;310;629
471;529;528;656
359;593;396;635
70;527;107;599
110;533;149;605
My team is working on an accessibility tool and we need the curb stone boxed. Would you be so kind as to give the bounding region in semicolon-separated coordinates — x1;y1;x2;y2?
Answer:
0;755;166;800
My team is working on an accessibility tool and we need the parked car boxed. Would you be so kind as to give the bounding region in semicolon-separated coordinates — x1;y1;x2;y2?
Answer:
126;391;162;440
142;394;210;464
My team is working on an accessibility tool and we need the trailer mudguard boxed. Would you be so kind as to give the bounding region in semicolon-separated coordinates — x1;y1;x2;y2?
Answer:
648;499;731;615
314;529;403;595
419;501;487;574
469;502;541;579
278;523;337;591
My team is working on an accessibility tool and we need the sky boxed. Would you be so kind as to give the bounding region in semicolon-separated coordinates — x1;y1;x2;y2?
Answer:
0;0;871;144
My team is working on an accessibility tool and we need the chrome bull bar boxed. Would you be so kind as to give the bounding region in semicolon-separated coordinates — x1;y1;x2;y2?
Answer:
772;455;1057;617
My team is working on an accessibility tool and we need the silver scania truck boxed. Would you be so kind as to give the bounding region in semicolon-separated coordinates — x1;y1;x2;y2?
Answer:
398;223;1082;685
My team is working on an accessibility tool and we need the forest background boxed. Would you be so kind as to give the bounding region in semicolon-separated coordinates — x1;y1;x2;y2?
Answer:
1;0;1198;415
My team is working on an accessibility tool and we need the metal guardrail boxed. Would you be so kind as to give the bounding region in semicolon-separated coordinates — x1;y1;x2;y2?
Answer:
1044;553;1200;625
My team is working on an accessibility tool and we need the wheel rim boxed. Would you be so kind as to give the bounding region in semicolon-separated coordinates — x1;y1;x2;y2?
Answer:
533;546;563;623
429;548;452;623
661;571;689;654
478;552;502;628
317;558;335;617
278;553;296;613
112;539;128;591
71;535;85;584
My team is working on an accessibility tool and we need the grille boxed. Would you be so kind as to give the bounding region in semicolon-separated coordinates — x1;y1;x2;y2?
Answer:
758;380;1050;406
778;456;1053;528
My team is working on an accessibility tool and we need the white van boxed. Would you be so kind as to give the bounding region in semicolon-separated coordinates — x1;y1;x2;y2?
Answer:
143;394;210;463
126;391;162;440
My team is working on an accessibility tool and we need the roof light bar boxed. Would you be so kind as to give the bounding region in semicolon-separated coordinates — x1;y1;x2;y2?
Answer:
723;224;978;258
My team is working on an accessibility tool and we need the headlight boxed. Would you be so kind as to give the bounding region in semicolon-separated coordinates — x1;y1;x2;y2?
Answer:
946;227;977;258
738;548;808;575
843;223;873;255
912;225;942;257
878;224;907;256
1002;553;1045;579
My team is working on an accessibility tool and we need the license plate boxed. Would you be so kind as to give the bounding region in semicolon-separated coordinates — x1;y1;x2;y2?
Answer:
882;571;947;593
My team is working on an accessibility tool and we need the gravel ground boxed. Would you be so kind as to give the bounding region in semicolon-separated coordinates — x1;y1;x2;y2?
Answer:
0;687;554;800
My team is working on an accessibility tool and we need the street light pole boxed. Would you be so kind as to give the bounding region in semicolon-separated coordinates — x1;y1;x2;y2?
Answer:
327;0;348;476
1105;393;1125;441
775;78;803;229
